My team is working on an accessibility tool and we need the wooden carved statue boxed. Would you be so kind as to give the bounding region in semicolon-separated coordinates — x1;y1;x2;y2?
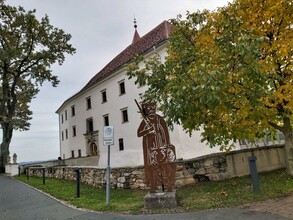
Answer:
136;100;176;193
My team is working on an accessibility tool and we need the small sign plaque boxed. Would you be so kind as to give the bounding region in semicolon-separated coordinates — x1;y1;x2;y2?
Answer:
103;126;114;145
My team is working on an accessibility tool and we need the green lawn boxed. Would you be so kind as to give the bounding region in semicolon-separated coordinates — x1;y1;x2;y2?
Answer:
178;169;293;210
15;169;293;214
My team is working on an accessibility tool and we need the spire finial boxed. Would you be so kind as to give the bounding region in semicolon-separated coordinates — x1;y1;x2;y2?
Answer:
132;16;140;44
134;17;137;29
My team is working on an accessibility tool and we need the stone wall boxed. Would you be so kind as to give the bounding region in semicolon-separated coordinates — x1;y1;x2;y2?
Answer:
182;144;286;181
22;155;100;168
28;166;148;189
25;145;286;189
226;145;286;177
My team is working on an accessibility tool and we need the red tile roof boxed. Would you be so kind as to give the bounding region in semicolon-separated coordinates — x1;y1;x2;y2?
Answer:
57;20;172;112
81;20;171;92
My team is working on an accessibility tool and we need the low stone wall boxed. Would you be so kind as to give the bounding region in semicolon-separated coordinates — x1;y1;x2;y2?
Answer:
226;145;286;177
23;156;100;167
28;166;148;189
27;164;195;189
25;145;286;189
182;144;286;181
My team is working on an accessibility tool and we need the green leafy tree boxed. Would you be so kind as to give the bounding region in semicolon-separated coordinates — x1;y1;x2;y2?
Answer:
0;1;75;172
127;0;293;174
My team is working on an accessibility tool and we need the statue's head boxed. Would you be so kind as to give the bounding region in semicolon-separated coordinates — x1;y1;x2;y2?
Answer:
142;102;157;116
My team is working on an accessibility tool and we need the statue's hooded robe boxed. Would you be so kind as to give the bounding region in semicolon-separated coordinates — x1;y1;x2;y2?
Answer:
137;103;176;192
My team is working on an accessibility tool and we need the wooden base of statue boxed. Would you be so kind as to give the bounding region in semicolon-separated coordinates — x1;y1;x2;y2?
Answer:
144;190;177;209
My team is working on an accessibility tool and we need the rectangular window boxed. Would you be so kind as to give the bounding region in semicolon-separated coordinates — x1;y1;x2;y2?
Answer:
121;108;128;123
78;149;81;157
71;105;75;117
104;115;109;126
101;90;107;103
61;114;64;124
62;131;64;141
86;97;92;109
119;138;124;151
119;81;126;95
72;126;76;137
65;129;68;139
86;118;94;133
71;150;75;158
65;110;68;121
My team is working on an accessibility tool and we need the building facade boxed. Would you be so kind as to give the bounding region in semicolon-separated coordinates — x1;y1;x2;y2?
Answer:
56;21;237;168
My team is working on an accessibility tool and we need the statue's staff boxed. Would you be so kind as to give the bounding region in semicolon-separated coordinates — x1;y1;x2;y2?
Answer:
134;99;155;133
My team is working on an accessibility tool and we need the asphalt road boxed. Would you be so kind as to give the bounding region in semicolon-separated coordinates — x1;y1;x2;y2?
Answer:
0;175;291;220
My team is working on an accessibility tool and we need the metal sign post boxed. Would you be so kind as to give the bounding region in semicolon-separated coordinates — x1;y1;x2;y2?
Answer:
106;145;110;205
103;126;114;206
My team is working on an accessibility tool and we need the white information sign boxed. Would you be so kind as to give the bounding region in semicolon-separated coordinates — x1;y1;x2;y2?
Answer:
103;126;114;146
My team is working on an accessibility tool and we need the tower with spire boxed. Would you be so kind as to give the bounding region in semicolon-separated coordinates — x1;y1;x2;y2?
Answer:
132;18;141;44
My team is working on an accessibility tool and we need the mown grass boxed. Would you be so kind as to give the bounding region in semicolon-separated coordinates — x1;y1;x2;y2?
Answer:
15;175;146;213
15;169;293;214
177;169;293;210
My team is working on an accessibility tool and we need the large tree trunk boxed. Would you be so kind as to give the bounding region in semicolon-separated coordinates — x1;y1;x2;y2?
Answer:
283;117;293;176
0;124;13;173
284;134;293;175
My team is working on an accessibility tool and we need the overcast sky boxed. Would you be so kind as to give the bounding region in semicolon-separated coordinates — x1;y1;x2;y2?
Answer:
4;0;230;163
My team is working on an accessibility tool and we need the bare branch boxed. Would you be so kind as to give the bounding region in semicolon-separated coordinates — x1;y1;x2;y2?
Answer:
268;121;285;133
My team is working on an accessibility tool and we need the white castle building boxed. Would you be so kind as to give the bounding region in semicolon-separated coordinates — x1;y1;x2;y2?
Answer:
56;21;280;169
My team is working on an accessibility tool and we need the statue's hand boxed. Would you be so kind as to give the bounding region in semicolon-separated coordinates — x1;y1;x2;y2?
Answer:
147;126;156;134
